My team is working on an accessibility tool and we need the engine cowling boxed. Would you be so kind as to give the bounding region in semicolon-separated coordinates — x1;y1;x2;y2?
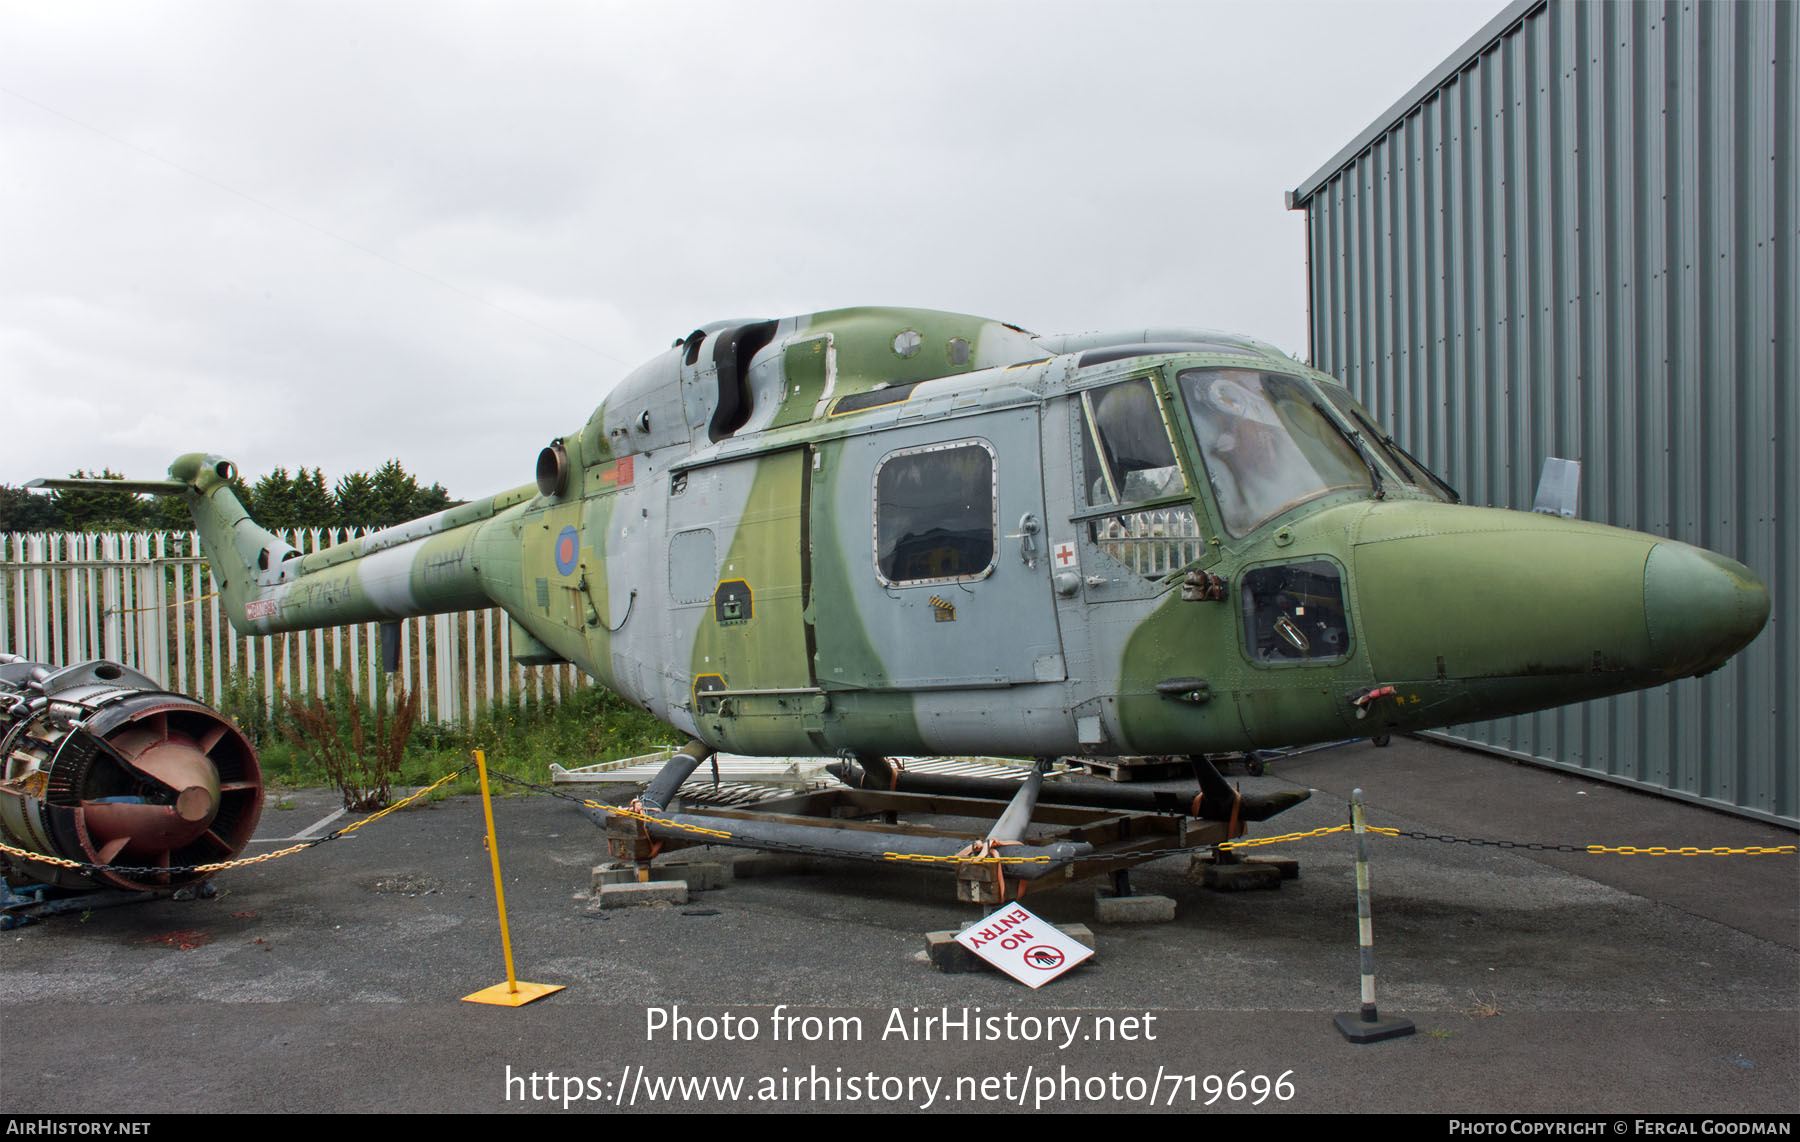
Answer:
0;656;264;892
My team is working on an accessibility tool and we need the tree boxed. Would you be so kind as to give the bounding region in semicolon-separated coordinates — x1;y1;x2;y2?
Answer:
367;460;423;529
49;470;152;531
2;462;454;534
153;492;193;532
0;484;64;531
330;462;456;531
410;481;453;519
290;468;335;529
333;471;378;528
251;468;298;529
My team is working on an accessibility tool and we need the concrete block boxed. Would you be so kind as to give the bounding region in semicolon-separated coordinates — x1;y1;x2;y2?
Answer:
730;853;812;879
1247;855;1300;880
655;859;732;891
1189;851;1296;881
1093;889;1177;923
591;862;637;889
1196;861;1283;892
925;931;984;973
597;880;688;908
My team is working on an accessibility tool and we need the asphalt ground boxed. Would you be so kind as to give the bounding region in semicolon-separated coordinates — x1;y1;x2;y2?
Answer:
2;735;1794;1116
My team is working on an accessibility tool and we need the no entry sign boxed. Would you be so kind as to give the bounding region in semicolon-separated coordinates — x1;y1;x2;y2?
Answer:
955;903;1092;988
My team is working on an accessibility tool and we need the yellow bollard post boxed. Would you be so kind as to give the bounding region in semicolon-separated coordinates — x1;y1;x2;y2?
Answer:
462;749;565;1007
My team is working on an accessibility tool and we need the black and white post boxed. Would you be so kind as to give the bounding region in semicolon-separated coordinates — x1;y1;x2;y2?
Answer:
1334;787;1414;1043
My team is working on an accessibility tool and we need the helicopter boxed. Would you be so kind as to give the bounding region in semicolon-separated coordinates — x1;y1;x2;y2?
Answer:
32;306;1772;902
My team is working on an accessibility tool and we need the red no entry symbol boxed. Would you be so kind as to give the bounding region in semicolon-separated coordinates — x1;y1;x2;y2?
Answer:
1023;945;1064;970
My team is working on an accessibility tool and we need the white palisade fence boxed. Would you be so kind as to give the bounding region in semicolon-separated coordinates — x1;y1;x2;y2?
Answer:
0;531;590;724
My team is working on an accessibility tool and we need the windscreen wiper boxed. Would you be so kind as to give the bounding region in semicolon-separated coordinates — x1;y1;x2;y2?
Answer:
1385;435;1461;503
1313;400;1385;500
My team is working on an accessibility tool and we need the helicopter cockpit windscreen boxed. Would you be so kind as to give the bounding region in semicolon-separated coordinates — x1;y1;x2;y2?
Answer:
1176;368;1370;536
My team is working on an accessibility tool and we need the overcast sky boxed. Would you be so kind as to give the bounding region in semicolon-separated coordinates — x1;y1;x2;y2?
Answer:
1;0;1504;497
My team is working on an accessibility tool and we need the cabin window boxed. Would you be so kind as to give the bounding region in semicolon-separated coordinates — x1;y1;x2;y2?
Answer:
873;440;997;586
1240;559;1351;664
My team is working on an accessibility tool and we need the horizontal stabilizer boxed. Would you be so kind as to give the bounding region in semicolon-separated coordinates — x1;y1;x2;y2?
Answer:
26;477;188;496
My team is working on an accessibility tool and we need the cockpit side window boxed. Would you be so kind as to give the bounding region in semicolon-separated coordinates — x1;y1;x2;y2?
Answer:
1176;368;1369;536
1078;377;1187;508
1075;377;1202;580
1240;559;1352;664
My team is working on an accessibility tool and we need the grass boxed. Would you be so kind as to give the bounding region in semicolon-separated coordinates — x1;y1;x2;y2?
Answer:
244;681;672;800
210;666;672;801
1461;991;1503;1018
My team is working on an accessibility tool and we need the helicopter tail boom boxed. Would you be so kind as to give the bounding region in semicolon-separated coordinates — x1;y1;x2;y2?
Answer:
158;452;530;636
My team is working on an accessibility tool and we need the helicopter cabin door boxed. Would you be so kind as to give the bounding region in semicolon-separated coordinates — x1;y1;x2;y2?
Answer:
665;448;818;752
809;409;1065;690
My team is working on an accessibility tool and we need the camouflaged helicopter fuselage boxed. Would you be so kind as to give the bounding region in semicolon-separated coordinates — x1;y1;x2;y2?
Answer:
169;306;1770;761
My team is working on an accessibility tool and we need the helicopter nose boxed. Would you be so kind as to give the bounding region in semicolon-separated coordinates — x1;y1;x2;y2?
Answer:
1349;504;1770;713
1641;541;1770;678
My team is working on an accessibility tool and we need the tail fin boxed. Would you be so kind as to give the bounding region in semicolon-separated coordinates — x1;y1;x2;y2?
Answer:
29;455;293;634
164;453;305;630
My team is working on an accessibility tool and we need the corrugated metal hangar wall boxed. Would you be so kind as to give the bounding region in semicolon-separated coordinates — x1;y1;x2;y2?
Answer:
1288;0;1796;825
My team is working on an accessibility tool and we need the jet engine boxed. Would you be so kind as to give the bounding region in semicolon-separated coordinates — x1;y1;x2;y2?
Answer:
0;655;263;892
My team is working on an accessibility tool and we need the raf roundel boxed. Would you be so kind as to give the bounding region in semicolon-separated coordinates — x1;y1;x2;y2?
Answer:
555;525;579;576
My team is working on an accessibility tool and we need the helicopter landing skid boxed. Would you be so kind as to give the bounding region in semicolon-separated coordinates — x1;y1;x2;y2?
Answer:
604;787;1232;905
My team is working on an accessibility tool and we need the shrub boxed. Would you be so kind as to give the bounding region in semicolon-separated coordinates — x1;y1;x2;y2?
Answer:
283;670;419;810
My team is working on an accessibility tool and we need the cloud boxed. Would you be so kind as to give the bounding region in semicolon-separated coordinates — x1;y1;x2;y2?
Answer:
0;0;1499;493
